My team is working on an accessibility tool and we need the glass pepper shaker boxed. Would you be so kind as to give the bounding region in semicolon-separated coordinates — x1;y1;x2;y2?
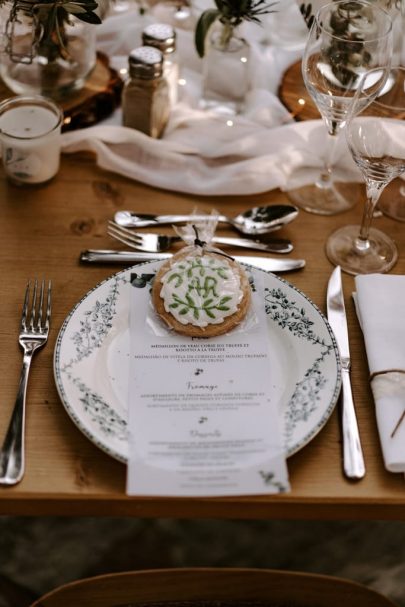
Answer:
142;23;179;105
122;46;170;139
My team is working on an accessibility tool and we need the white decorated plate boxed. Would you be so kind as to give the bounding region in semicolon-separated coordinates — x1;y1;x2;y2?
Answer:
54;262;341;463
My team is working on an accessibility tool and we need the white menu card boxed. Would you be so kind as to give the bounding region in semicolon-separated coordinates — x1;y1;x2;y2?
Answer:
126;267;289;496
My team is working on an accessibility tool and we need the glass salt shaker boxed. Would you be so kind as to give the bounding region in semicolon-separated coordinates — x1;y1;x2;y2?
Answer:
142;23;179;105
122;46;170;139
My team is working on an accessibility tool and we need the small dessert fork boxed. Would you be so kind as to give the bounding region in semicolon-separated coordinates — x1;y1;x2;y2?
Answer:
107;222;293;254
0;279;51;486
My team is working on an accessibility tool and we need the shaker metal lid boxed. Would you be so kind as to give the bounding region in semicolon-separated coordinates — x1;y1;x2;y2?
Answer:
142;23;176;53
128;46;164;79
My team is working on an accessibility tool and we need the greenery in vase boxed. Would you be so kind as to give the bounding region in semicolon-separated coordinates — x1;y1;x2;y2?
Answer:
325;1;374;87
195;0;278;57
1;0;101;65
300;0;393;87
299;0;398;29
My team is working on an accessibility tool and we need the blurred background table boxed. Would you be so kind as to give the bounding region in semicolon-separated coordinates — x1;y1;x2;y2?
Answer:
0;152;404;519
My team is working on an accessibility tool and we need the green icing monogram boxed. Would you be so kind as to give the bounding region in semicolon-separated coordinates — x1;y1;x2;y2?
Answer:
166;256;235;321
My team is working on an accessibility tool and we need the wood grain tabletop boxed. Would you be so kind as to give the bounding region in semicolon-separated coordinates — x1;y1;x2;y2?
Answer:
0;148;404;519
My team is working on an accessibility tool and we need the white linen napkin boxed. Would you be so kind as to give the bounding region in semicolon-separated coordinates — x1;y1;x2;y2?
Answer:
58;1;362;195
354;274;405;474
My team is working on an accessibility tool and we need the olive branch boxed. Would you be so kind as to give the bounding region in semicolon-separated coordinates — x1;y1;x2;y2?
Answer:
169;293;232;321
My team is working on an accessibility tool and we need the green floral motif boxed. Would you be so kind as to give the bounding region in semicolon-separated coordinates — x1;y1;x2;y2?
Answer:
265;287;333;355
166;257;235;321
60;275;129;442
71;376;127;439
284;358;327;442
247;270;256;293
169;256;229;284
264;287;334;442
70;276;127;362
259;470;288;493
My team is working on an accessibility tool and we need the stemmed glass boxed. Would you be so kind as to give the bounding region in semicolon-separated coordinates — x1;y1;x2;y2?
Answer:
326;66;405;275
374;0;405;220
287;0;393;215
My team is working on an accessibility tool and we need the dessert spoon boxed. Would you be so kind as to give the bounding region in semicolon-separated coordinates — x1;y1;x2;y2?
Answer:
114;204;299;236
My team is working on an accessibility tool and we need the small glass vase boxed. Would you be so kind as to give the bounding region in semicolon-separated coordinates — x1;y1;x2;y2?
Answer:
0;2;97;100
200;21;250;115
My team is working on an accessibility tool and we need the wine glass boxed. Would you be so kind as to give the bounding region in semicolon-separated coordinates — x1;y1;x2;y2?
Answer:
326;66;405;275
374;0;405;220
378;175;405;220
287;0;393;215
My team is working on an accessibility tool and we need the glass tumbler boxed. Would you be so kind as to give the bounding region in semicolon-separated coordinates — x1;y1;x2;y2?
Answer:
0;95;63;185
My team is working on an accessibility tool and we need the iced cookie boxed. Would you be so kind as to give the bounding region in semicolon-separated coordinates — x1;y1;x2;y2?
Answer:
152;250;251;337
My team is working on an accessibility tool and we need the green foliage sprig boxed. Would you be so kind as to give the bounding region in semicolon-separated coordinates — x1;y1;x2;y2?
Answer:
195;0;278;57
0;0;102;25
2;0;101;64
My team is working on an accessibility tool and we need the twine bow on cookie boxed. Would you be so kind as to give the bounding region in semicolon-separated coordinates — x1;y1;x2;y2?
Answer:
192;225;235;262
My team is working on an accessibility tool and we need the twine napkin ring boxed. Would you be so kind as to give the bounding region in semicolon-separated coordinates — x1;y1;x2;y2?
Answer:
369;369;405;438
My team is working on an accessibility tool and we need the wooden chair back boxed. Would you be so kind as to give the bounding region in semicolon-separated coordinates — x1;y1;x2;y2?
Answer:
30;567;398;607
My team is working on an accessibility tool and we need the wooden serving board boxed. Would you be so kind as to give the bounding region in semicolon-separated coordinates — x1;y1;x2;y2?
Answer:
0;52;123;132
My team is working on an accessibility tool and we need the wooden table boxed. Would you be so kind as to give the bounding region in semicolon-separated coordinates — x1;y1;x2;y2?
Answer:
0;152;404;519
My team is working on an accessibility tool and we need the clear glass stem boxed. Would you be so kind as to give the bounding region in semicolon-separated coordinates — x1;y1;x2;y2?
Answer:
315;131;339;189
356;180;385;251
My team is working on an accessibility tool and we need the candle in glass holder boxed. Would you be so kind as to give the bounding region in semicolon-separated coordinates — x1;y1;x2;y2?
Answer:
0;96;63;185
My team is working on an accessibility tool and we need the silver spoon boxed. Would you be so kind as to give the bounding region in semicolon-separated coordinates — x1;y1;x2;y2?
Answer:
114;204;299;236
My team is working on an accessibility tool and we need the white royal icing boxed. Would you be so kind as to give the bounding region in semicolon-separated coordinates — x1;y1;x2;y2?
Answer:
159;254;243;327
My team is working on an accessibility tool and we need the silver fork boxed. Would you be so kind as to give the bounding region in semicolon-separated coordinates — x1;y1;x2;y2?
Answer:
107;222;293;254
0;279;51;486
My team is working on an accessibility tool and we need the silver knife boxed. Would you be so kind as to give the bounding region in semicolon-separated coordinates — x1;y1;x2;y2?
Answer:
327;265;366;480
80;250;305;273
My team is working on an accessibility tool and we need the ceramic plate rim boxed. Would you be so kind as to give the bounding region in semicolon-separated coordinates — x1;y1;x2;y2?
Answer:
54;262;341;464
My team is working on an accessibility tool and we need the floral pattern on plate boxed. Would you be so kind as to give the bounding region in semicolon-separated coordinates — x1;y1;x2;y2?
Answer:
54;262;341;463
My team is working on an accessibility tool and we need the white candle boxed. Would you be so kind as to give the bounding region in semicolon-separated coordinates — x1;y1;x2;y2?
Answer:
0;97;63;185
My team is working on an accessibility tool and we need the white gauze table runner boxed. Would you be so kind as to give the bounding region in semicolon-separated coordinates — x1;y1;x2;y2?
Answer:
60;0;362;195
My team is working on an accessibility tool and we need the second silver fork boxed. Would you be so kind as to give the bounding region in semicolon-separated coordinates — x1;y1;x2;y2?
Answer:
107;222;293;253
0;279;51;486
